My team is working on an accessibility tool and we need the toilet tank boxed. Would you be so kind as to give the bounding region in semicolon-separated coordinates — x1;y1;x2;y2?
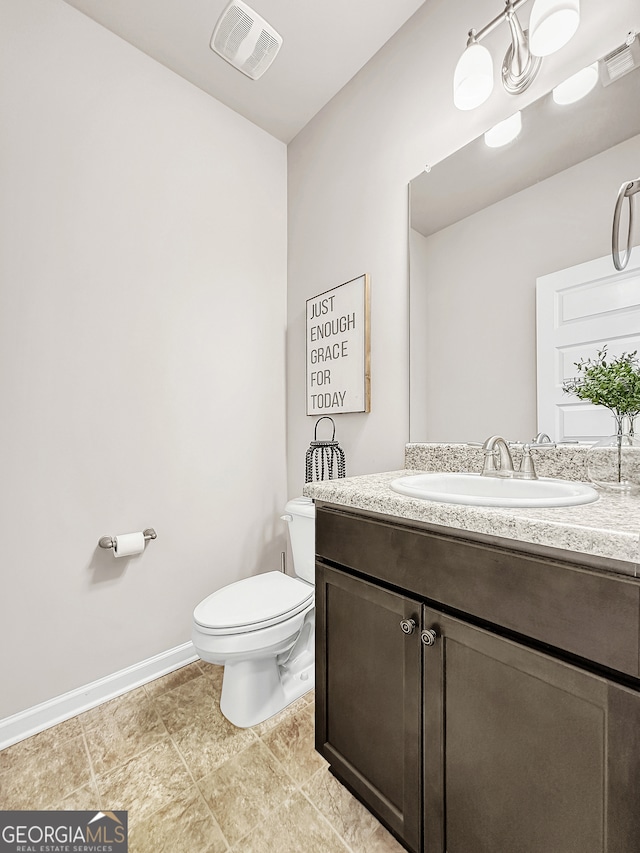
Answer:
283;497;316;584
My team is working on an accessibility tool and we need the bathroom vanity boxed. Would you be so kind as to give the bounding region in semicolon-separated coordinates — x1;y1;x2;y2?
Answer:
304;451;640;853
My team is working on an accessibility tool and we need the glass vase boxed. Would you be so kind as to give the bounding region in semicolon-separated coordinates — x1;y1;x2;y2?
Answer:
586;416;640;493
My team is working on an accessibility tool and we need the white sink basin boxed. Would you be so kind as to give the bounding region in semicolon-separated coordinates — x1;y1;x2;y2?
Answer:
390;472;599;508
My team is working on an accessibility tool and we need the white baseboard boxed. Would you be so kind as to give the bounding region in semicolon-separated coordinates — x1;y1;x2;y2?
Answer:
0;642;199;751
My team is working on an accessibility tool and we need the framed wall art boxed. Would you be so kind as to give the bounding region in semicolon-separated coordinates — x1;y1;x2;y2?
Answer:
306;273;371;415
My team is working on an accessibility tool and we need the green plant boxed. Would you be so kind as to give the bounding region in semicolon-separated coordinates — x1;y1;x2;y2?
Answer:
563;347;640;426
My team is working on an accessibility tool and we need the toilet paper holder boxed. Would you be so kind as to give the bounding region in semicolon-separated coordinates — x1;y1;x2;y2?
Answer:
98;528;157;550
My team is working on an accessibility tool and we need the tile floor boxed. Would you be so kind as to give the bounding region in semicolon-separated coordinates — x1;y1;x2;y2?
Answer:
0;661;405;852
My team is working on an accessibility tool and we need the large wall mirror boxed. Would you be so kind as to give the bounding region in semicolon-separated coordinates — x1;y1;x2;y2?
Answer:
409;40;640;444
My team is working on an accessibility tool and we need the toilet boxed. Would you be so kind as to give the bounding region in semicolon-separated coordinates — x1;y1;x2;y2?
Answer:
192;497;315;728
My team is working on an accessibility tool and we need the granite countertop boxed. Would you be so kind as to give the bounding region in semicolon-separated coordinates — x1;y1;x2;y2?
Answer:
303;466;640;577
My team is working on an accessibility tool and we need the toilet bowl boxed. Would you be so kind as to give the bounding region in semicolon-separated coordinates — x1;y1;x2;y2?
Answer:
192;497;315;728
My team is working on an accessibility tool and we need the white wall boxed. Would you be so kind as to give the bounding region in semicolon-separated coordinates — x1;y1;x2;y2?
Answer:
287;0;640;493
0;0;287;718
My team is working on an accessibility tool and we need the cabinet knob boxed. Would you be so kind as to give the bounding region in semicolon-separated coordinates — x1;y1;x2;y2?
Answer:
400;618;416;635
421;629;437;647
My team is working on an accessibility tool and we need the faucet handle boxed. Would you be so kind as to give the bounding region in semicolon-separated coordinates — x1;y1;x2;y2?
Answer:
519;444;538;479
531;432;552;445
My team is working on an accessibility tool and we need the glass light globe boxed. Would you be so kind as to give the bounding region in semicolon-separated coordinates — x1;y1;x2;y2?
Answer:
529;0;580;57
552;62;598;105
453;42;494;110
484;111;522;148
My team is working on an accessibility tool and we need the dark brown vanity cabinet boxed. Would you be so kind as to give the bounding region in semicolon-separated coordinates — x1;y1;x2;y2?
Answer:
314;503;640;853
315;563;423;852
422;607;640;853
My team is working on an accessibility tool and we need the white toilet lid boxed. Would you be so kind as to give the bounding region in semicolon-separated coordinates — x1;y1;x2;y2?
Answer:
194;571;314;632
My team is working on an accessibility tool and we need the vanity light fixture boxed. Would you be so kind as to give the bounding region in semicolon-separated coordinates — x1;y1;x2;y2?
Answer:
528;0;580;56
453;37;494;111
453;0;580;110
484;111;522;147
552;62;598;105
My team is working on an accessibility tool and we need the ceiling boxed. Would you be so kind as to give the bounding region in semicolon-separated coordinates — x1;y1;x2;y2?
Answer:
61;0;427;143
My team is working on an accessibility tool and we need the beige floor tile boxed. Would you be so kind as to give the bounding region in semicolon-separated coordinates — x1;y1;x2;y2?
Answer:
80;687;167;774
360;824;407;853
251;695;310;736
0;733;92;809
143;662;203;700
170;701;256;780
153;674;218;735
95;737;192;827
49;780;102;811
303;767;404;853
79;686;156;730
198;739;296;846
0;717;83;774
0;670;396;851
128;785;227;853
233;791;350;853
260;704;326;785
303;767;381;849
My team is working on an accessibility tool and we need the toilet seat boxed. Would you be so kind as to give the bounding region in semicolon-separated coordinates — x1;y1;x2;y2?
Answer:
193;571;313;635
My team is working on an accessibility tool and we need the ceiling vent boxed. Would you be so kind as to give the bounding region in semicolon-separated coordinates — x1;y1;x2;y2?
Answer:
210;1;283;80
599;31;639;87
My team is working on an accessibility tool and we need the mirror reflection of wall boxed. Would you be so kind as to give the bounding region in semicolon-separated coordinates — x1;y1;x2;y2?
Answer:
409;43;640;444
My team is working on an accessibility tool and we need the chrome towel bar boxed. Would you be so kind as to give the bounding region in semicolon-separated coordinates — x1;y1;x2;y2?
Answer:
612;178;640;271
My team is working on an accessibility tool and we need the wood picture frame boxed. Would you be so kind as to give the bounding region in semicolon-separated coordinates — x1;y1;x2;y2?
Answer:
306;273;371;415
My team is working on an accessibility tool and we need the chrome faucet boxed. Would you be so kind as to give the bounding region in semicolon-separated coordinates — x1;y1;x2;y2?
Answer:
481;435;538;480
481;436;514;476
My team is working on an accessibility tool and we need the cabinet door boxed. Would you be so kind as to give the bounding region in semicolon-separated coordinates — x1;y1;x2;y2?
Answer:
315;562;422;852
423;606;640;853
